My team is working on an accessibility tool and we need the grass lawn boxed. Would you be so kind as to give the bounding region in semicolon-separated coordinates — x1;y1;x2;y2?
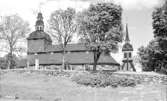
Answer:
0;71;166;101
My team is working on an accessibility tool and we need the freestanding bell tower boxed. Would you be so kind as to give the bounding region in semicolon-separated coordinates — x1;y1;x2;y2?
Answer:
122;24;136;71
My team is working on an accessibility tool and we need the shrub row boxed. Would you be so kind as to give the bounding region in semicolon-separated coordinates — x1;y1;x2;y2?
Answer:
71;72;141;88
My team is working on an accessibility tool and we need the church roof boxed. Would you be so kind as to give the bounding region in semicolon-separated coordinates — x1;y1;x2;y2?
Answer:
19;42;120;67
46;44;87;52
27;30;52;42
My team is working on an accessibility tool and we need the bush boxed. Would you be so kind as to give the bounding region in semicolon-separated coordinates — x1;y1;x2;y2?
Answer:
72;72;139;88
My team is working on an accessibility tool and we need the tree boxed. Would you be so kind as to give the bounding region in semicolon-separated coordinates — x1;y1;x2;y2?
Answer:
0;14;30;69
152;0;167;73
138;41;155;71
48;8;77;71
137;0;167;74
0;57;7;69
0;54;19;69
137;39;166;72
77;3;123;71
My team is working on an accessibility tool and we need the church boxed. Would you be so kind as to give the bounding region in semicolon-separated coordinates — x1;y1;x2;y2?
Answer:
23;12;120;71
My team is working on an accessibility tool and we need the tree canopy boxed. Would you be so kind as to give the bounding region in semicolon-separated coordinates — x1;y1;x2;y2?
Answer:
138;40;160;71
77;3;123;71
138;1;167;74
48;8;77;71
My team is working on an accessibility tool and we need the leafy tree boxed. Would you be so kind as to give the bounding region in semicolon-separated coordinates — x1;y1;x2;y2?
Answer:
77;3;123;71
137;0;167;74
138;41;156;71
48;8;77;71
0;54;18;69
152;0;167;73
0;14;30;69
0;57;7;69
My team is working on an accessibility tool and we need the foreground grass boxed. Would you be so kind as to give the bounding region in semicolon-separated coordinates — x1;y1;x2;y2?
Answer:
0;71;166;101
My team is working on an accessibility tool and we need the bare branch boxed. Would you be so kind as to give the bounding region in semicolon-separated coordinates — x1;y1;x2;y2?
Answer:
0;14;30;69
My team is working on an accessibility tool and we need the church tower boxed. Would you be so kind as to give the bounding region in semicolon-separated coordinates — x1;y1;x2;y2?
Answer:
27;12;52;69
27;12;52;54
122;24;136;71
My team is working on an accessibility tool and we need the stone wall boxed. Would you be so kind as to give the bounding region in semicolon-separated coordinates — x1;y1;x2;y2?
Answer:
1;69;167;85
0;69;73;77
113;72;167;85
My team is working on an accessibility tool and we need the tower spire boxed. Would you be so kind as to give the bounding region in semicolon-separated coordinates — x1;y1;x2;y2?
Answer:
35;12;44;31
125;24;130;43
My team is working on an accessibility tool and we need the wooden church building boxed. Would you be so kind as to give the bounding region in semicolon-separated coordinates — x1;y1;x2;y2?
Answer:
23;12;120;71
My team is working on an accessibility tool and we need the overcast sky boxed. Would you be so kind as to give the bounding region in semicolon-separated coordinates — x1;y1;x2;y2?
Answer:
0;0;163;62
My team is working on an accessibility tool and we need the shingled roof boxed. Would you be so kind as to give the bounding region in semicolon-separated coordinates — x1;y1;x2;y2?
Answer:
46;43;88;52
27;31;52;42
122;43;133;51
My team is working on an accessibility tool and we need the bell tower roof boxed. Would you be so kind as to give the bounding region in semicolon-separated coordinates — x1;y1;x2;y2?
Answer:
122;24;133;51
125;24;130;42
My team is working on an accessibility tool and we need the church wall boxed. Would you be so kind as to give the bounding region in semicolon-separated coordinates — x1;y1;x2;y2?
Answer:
28;39;45;53
44;40;52;50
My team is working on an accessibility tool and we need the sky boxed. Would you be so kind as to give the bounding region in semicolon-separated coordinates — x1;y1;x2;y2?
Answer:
0;0;164;63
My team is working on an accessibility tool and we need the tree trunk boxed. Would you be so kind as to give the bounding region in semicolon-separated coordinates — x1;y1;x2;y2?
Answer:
7;59;11;70
93;59;97;71
7;52;12;69
61;49;65;72
93;51;101;71
7;45;13;69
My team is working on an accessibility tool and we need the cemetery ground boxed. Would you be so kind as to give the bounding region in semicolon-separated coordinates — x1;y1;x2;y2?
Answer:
0;70;166;101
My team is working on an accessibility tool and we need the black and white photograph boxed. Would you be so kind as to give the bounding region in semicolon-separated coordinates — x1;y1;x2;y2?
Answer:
0;0;167;101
